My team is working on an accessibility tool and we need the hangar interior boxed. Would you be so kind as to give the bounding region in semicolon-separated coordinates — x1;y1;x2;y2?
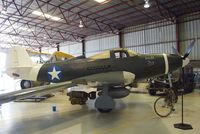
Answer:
0;0;200;134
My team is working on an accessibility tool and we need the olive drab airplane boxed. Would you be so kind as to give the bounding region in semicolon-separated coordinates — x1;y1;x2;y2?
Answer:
0;40;195;113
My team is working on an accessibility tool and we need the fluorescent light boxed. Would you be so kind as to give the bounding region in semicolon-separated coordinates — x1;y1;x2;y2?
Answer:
32;11;61;21
32;10;43;16
18;27;34;32
144;0;150;8
51;16;61;21
95;0;107;2
44;14;51;19
94;0;110;3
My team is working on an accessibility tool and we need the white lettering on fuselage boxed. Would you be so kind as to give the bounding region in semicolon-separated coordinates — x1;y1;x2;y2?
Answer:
145;56;154;60
145;56;155;67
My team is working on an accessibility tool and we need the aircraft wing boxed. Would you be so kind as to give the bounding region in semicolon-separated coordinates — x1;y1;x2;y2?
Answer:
0;81;76;105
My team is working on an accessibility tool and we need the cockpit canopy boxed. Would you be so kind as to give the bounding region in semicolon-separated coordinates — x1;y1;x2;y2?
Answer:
89;48;139;60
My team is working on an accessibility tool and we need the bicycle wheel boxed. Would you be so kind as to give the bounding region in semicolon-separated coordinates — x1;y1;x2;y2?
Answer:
154;96;173;117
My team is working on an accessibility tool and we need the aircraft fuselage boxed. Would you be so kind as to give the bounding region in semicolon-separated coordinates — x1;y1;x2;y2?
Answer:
37;54;182;86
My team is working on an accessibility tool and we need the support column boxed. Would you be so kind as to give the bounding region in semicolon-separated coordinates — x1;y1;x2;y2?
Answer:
56;43;60;51
82;38;85;57
119;31;124;48
176;20;180;52
39;47;42;63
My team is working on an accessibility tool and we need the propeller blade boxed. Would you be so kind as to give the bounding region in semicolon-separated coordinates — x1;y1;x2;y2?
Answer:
172;46;180;55
183;39;195;59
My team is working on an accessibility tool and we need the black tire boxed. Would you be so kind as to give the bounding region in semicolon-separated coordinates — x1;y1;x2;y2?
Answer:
154;96;173;117
148;89;156;96
20;80;32;89
97;108;112;113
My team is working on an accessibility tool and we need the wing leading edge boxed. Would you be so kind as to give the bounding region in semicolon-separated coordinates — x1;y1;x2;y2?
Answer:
0;81;76;105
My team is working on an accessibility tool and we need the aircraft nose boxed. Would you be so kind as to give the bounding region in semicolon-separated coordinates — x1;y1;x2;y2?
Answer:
182;57;190;67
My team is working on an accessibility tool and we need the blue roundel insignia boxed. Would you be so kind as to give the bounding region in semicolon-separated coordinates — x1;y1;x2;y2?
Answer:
47;66;62;81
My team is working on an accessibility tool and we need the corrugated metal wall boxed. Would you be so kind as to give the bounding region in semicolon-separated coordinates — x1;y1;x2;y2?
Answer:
60;42;82;56
58;15;200;60
179;19;200;60
85;35;119;57
59;35;119;57
124;21;176;54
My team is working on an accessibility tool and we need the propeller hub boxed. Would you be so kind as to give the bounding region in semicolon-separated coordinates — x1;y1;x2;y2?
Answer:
182;58;190;67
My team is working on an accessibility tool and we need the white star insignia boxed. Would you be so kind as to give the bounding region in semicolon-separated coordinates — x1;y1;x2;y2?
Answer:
48;66;61;80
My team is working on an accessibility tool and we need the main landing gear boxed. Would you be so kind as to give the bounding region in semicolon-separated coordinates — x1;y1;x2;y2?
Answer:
67;85;115;113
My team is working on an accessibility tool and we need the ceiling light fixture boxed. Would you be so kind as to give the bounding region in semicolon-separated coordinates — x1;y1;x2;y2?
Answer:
51;16;61;21
144;0;150;8
32;11;61;21
1;7;7;14
79;21;83;28
1;10;7;14
43;36;47;39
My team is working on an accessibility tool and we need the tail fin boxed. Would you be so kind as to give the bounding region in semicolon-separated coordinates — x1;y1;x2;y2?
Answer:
6;46;38;80
6;46;34;68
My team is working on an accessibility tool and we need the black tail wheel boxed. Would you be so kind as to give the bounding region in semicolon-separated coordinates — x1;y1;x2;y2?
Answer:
20;80;32;89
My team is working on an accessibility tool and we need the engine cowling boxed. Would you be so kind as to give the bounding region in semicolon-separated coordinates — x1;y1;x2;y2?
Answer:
98;87;130;99
20;80;49;89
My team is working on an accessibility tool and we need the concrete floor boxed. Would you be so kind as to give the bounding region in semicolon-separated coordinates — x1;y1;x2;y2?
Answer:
0;90;200;134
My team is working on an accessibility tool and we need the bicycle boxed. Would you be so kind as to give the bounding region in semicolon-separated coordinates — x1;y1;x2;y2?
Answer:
154;89;178;117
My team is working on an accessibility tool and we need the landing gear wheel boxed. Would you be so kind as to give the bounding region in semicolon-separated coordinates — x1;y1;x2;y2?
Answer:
97;108;112;113
20;80;31;89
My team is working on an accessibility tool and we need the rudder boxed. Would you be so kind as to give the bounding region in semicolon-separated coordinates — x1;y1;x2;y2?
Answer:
6;46;34;68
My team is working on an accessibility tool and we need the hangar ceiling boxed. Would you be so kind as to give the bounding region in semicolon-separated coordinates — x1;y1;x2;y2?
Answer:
0;0;199;49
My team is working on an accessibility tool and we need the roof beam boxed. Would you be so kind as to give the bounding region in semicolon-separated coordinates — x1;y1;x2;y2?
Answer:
0;15;83;41
121;0;157;21
39;0;118;33
155;0;176;23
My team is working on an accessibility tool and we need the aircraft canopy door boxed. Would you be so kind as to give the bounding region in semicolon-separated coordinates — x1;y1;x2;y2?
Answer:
110;50;130;59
